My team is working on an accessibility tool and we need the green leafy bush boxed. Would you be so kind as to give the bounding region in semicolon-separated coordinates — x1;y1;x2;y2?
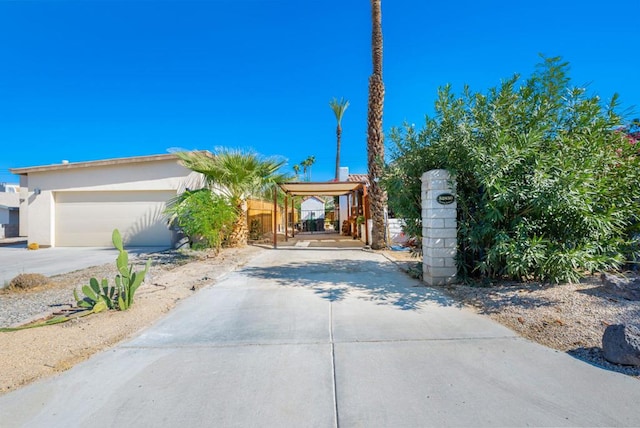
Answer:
385;57;640;283
165;189;237;251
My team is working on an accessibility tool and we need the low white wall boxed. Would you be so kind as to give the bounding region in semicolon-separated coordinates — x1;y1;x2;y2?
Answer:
388;218;408;245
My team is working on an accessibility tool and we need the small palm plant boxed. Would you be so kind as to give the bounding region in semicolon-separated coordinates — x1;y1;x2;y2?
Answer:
176;148;289;247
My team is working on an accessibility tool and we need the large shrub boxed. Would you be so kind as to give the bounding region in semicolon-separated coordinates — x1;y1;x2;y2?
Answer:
385;57;640;283
165;189;237;251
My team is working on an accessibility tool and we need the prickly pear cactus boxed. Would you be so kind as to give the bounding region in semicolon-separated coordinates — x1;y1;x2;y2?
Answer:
74;277;115;310
73;229;151;312
111;229;151;310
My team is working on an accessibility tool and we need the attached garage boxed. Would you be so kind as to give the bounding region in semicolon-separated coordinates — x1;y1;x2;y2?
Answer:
55;191;175;247
10;153;205;248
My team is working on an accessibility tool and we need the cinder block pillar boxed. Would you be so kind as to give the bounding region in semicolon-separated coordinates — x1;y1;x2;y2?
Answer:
422;170;457;286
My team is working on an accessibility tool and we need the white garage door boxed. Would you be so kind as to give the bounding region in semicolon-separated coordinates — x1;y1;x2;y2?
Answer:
55;191;175;247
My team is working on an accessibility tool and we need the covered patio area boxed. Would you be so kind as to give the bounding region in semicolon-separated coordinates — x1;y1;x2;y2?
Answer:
272;181;369;249
269;231;365;249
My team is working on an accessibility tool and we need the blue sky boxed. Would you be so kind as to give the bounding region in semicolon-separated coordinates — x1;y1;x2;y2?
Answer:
1;0;638;184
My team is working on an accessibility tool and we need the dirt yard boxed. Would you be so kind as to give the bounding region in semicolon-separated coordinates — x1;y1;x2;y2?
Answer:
381;249;640;379
0;245;263;395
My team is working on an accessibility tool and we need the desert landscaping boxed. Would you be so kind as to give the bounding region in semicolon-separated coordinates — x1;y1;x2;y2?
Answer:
0;245;262;395
1;245;638;397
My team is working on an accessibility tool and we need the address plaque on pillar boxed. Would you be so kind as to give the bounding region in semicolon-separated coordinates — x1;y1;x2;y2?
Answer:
436;193;455;205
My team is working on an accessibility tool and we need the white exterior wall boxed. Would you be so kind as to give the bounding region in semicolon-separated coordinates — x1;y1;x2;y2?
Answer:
388;218;408;245
338;167;349;228
18;175;28;236
301;197;325;220
21;158;204;247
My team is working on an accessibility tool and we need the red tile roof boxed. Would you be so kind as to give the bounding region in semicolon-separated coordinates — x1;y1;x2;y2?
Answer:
348;174;369;186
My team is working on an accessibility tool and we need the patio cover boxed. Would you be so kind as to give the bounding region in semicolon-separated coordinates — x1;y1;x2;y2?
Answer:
278;181;366;197
274;180;369;248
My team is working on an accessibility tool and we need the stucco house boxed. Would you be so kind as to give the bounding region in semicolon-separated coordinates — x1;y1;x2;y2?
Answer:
0;183;19;193
10;154;204;247
300;196;325;221
299;196;325;232
0;191;19;239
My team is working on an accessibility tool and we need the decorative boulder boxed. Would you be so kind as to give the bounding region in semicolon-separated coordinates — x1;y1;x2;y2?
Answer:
602;324;640;366
600;273;640;301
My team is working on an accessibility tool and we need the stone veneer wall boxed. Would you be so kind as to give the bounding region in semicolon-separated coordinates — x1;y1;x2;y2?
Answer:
421;170;457;286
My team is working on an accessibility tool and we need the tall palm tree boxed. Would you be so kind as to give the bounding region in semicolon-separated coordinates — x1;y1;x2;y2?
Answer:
367;0;387;250
301;159;310;182
329;97;349;180
300;155;316;181
176;148;288;247
305;155;316;181
292;164;301;180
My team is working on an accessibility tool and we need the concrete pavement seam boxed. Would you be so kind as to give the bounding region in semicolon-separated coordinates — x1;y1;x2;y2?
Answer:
330;290;340;428
332;336;520;344
120;336;522;350
120;341;332;349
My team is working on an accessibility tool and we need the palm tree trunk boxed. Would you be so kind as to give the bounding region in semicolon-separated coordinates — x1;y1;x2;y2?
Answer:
228;201;248;247
367;0;387;250
335;124;342;180
367;75;386;249
371;0;383;77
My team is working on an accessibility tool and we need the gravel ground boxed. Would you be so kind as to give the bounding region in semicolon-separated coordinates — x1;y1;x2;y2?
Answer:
380;251;640;380
0;245;263;395
442;279;640;378
0;250;196;327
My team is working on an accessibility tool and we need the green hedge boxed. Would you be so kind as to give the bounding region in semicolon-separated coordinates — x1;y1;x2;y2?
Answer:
385;57;640;283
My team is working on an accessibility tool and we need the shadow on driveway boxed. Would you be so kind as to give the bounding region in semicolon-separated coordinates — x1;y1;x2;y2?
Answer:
242;258;457;311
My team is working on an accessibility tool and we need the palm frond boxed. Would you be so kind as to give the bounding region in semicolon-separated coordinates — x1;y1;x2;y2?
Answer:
329;97;350;124
177;147;291;203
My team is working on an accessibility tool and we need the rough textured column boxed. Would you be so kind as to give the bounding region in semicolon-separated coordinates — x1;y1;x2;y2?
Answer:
422;170;457;286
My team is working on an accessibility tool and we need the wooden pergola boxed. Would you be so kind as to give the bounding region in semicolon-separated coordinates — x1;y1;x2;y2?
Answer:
273;181;369;248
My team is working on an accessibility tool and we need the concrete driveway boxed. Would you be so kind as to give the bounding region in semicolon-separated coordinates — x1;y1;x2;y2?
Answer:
1;247;640;427
0;244;168;287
